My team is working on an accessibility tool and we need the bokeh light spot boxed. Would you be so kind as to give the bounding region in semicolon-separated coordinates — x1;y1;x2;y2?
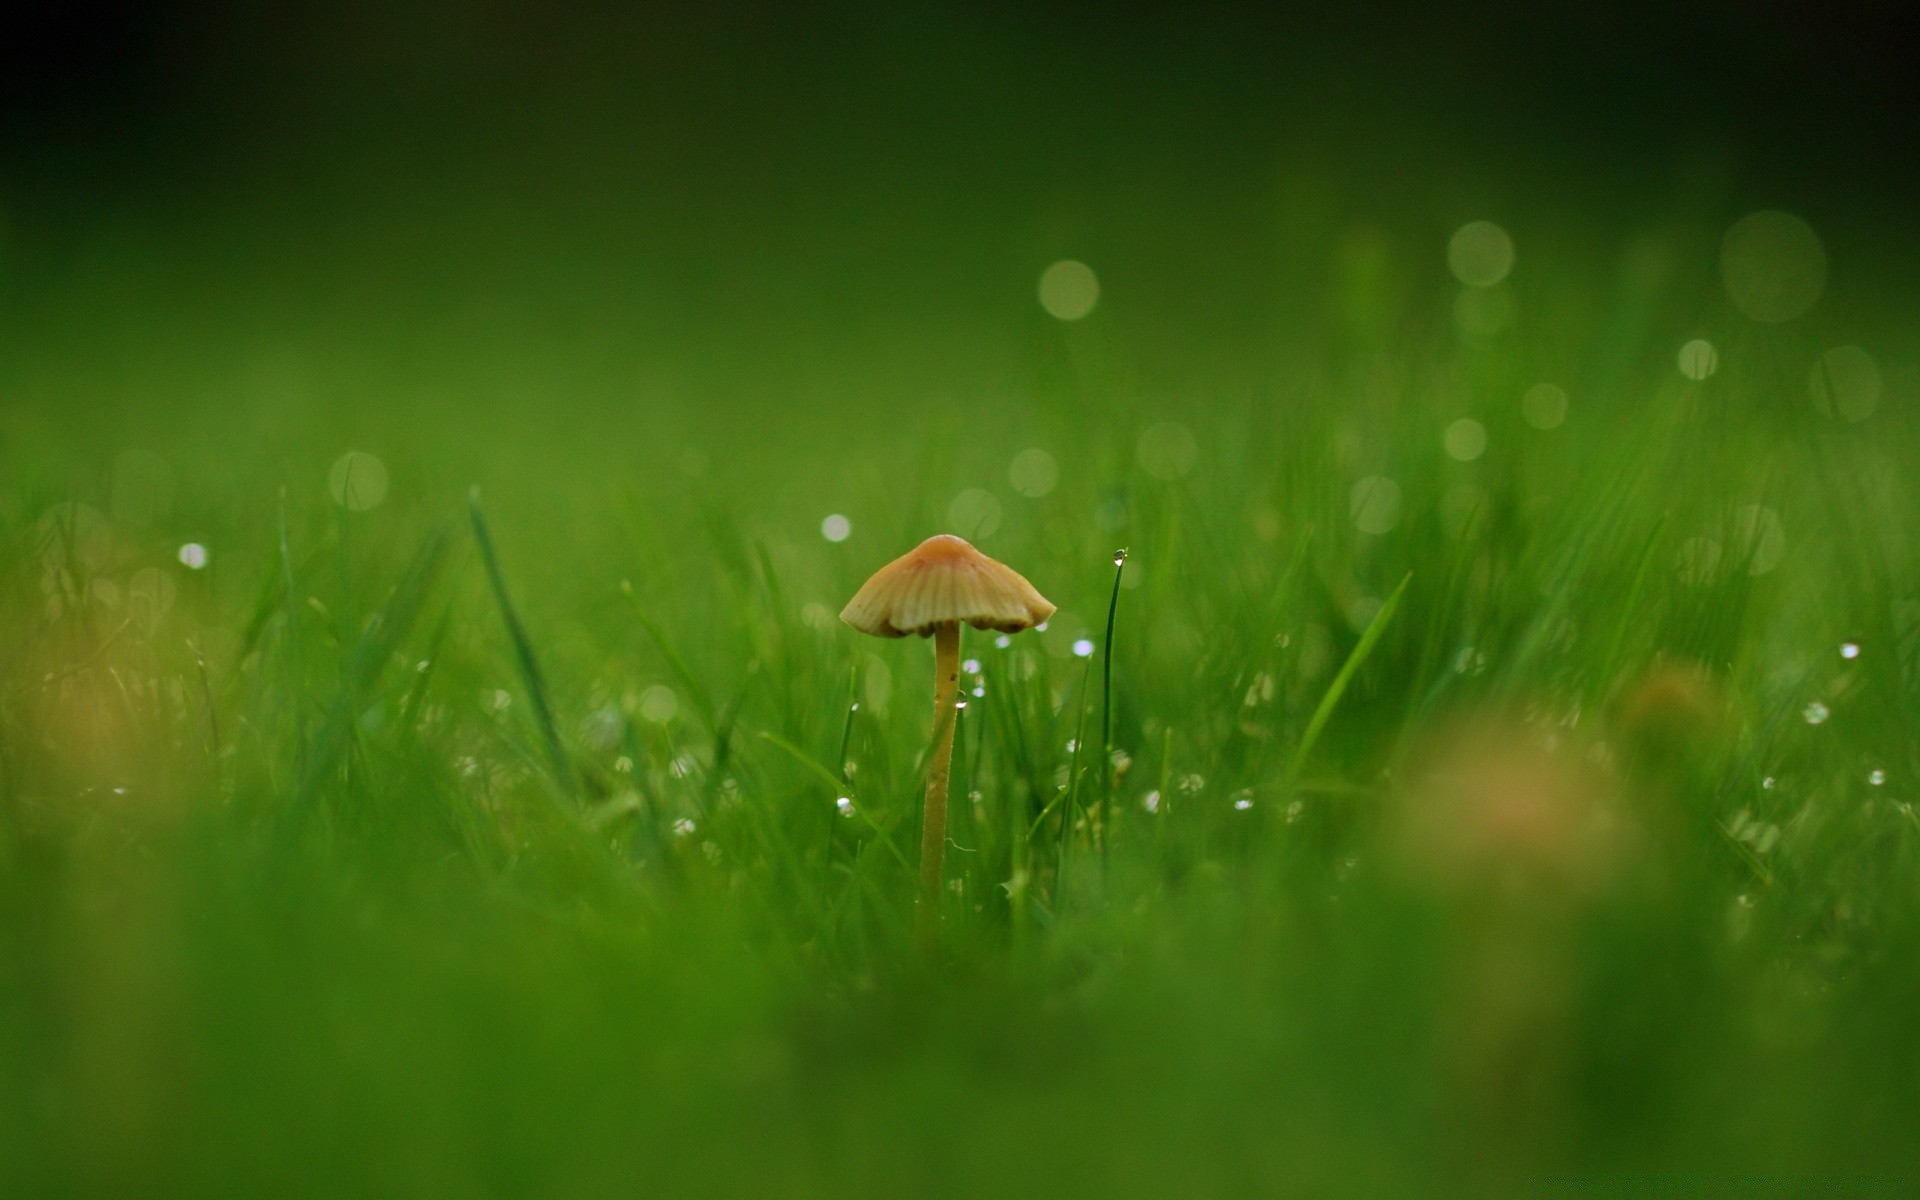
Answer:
1009;448;1059;497
1809;345;1881;422
1038;260;1100;321
1522;383;1569;430
1350;475;1403;535
821;513;851;542
1678;339;1719;381
1721;211;1826;323
1733;505;1785;576
1447;221;1515;287
1137;422;1198;480
639;684;679;724
178;542;209;570
947;488;1003;539
1443;418;1487;462
328;451;390;511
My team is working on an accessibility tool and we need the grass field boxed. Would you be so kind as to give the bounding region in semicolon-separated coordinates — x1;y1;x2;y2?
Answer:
5;32;1920;1192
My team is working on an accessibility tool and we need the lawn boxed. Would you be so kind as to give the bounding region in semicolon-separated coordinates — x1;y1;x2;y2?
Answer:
4;10;1920;1195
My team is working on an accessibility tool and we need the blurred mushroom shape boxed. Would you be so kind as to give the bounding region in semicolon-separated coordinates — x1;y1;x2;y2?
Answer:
842;535;1054;942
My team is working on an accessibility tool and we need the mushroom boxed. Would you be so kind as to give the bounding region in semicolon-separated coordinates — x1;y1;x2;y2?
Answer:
841;534;1054;940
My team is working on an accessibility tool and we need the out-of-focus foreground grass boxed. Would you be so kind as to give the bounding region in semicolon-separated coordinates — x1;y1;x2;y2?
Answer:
5;64;1920;1196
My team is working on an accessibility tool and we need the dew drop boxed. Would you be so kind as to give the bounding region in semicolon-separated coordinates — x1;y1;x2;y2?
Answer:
1803;701;1830;725
1868;769;1886;787
1840;642;1861;660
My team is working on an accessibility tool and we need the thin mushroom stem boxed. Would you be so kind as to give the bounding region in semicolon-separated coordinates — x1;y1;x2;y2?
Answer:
918;620;962;946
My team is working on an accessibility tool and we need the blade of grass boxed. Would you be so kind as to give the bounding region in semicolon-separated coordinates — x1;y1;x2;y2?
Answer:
1285;572;1410;786
469;488;574;795
283;524;451;838
1099;547;1127;865
620;579;720;737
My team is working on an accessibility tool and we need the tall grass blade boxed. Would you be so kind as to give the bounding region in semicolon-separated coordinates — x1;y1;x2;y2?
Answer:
469;488;574;794
1285;572;1410;786
1099;547;1126;863
284;524;450;837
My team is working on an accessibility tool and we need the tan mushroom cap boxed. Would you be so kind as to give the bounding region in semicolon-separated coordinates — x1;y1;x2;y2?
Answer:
841;534;1056;638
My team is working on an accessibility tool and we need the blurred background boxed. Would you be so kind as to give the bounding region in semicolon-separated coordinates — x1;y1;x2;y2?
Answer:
4;0;1917;474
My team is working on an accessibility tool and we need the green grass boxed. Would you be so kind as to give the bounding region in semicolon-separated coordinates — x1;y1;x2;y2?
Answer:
3;196;1920;1198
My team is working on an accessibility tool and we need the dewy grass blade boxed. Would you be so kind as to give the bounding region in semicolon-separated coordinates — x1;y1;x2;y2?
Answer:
1285;572;1410;786
469;488;574;795
1099;547;1126;863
